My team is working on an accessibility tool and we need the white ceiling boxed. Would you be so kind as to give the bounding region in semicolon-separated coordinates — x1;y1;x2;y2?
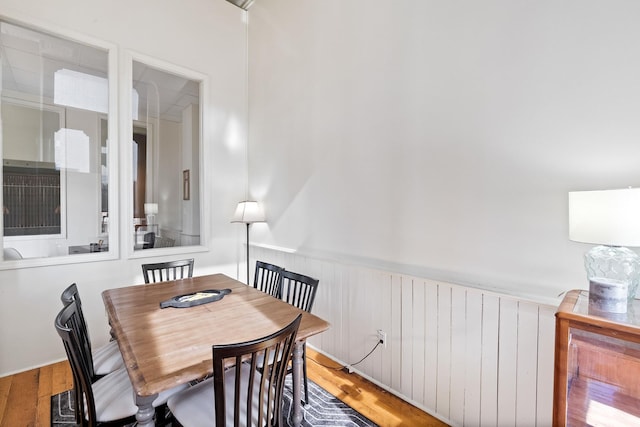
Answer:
1;20;198;122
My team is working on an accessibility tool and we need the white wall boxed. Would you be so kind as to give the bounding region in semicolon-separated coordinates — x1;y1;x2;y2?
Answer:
0;0;249;376
181;104;201;240
64;108;102;250
247;0;640;303
158;118;182;235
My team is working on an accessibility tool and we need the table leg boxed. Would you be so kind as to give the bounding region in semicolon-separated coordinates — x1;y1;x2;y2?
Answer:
135;393;157;427
292;341;304;427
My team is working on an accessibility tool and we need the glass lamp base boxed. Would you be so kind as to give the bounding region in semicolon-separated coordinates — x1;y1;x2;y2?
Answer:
584;245;640;301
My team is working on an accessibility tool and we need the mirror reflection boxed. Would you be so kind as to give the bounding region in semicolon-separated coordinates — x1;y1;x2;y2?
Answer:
1;19;111;260
131;61;201;250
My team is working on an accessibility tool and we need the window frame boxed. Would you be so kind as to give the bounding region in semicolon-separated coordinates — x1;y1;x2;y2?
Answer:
0;17;120;269
123;51;209;260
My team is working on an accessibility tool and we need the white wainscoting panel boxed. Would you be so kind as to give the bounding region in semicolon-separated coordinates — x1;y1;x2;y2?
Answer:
252;246;557;427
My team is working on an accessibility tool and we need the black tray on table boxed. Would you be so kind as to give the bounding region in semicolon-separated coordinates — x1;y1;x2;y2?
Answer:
159;288;232;309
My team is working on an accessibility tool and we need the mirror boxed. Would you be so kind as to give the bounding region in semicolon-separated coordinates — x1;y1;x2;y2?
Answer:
131;60;201;250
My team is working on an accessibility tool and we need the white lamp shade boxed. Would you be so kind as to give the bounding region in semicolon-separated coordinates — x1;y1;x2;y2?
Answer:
569;188;640;247
144;203;158;215
232;201;265;224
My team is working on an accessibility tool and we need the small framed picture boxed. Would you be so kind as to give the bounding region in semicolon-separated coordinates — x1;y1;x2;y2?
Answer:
183;170;190;200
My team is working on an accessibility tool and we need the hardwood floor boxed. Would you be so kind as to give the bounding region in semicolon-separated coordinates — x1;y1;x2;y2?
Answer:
0;348;447;426
0;360;72;427
306;348;448;427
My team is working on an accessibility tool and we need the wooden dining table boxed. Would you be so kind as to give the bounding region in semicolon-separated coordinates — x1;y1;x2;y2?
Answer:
102;273;330;427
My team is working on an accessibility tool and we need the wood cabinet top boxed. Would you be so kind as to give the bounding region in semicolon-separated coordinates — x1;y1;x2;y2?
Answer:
557;289;640;338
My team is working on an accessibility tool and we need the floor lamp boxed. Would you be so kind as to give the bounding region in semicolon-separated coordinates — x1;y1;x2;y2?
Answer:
232;201;265;284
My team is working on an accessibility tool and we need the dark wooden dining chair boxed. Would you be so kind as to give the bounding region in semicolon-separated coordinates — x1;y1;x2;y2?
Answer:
142;258;194;283
142;231;156;249
167;314;302;426
60;283;123;382
253;260;284;297
280;270;319;404
55;300;187;426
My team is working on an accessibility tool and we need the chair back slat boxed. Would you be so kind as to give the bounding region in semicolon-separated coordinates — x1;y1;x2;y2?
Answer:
213;314;301;427
55;301;99;426
253;261;284;297
60;283;97;381
280;270;319;313
142;258;194;283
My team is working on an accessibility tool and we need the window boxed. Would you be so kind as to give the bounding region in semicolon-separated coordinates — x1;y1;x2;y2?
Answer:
1;19;115;263
130;58;202;252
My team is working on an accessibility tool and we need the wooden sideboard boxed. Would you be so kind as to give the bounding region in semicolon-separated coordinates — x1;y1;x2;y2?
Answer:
554;290;640;426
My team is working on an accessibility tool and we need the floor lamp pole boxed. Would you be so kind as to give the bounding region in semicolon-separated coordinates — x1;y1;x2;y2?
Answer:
232;200;264;285
245;222;250;285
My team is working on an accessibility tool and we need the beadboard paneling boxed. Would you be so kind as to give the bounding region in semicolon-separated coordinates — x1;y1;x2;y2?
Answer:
252;246;557;427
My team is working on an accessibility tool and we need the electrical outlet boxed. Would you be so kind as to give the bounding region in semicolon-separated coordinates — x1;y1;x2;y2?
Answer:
377;329;387;348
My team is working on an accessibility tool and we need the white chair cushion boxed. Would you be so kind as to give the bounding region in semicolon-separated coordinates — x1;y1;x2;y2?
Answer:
91;367;187;422
92;340;124;376
167;364;265;426
255;347;284;370
3;247;22;260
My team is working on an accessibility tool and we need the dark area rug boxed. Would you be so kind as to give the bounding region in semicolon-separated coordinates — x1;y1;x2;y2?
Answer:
52;377;378;426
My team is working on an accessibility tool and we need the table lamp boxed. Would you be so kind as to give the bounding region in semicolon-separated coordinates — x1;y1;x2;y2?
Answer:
144;203;158;225
232;200;265;284
569;188;640;301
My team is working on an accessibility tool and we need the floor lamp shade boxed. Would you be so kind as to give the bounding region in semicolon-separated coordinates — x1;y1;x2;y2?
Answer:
569;188;640;300
232;201;265;285
232;201;265;224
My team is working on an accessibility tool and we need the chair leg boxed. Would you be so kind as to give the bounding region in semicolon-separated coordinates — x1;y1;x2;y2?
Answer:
72;387;82;425
155;404;168;426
